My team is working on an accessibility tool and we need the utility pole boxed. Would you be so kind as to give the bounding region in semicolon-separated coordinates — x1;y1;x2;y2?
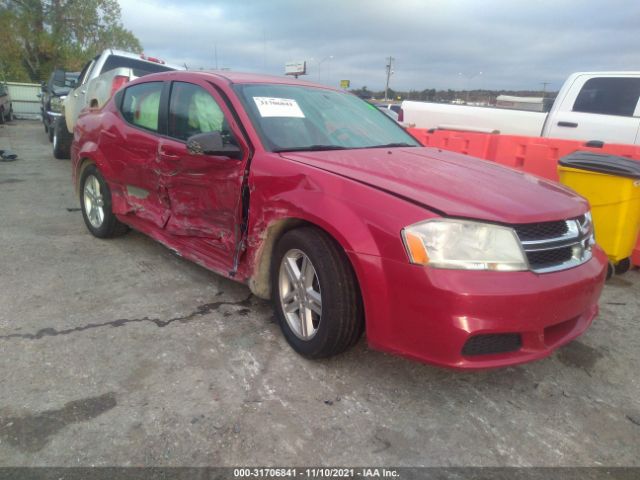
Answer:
541;82;550;98
384;56;394;101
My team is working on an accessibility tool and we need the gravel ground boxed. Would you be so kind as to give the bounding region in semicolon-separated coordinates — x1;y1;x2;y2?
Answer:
0;121;639;467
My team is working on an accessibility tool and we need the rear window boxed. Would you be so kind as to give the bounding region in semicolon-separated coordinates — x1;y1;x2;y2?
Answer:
573;77;640;117
101;56;173;77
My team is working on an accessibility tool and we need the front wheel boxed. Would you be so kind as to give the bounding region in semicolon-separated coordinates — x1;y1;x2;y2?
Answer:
52;117;72;159
79;165;129;238
271;227;363;358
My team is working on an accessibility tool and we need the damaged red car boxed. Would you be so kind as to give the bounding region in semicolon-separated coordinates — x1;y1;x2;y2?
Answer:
71;71;607;369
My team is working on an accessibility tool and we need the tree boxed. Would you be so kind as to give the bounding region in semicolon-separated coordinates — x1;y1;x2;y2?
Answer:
350;85;372;99
0;0;141;82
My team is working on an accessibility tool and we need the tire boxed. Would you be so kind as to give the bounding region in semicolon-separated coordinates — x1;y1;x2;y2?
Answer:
271;227;364;358
606;261;614;280
53;116;72;159
79;164;129;238
6;109;13;122
0;109;4;125
614;257;631;275
48;124;54;143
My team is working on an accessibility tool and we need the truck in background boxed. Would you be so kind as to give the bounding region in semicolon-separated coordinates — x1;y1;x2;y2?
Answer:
40;69;80;141
53;49;181;159
402;72;640;145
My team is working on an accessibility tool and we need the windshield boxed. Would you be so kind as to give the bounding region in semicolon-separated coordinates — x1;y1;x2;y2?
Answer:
233;84;419;152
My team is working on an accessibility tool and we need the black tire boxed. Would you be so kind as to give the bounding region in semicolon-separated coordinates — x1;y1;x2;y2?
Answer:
606;261;614;280
52;116;72;159
6;108;13;122
614;257;631;275
79;164;129;238
0;109;4;125
271;227;364;358
48;124;54;143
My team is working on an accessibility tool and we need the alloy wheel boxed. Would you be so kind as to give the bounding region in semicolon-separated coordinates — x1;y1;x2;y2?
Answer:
83;174;105;228
278;249;323;340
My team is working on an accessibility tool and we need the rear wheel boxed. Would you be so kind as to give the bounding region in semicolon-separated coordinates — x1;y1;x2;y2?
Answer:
53;116;72;159
271;227;363;358
79;164;129;238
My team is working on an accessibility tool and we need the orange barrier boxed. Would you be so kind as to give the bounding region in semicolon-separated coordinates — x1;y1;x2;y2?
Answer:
408;128;640;266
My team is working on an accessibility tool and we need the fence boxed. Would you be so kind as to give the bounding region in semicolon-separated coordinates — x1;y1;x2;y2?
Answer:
6;82;42;119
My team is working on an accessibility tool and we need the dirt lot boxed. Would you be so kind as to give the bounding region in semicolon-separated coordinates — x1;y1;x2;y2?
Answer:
0;121;639;467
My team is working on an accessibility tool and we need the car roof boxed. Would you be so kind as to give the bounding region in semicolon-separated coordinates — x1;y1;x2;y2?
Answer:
138;70;343;91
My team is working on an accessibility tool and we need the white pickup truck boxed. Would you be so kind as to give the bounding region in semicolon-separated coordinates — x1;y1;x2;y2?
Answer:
52;49;180;159
402;72;640;145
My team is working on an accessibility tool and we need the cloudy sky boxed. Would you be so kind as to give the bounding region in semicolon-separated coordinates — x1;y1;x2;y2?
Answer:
119;0;639;92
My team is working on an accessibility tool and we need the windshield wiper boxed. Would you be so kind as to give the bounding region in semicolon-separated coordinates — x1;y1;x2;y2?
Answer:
366;142;418;149
274;145;349;153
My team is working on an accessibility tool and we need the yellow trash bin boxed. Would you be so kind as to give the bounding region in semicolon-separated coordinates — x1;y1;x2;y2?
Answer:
558;151;640;275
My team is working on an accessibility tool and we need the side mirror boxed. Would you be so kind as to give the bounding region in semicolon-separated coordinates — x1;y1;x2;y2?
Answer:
186;132;242;159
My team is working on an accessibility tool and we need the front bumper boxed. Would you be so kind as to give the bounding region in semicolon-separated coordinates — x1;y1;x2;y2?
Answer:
349;246;607;369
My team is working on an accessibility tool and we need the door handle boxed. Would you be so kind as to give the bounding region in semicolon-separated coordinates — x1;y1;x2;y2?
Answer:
158;147;180;160
102;130;117;139
557;121;578;128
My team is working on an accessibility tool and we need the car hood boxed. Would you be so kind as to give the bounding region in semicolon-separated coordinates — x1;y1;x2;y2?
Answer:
280;147;587;224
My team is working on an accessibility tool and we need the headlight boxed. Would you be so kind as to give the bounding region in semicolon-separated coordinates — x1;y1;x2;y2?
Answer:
401;219;528;271
49;95;66;113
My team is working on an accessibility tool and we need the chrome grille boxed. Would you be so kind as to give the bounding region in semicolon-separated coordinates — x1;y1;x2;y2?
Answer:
515;215;594;273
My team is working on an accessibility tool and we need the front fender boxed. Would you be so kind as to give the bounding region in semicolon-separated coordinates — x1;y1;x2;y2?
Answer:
240;153;437;297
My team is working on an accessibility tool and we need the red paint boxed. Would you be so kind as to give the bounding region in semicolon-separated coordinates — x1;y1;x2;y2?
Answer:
71;71;607;369
409;127;640;267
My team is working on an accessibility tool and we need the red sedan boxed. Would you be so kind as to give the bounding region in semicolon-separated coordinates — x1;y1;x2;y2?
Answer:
71;71;607;369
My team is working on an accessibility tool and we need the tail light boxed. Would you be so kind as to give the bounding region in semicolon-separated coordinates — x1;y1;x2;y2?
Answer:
110;75;129;97
397;108;404;122
140;54;166;65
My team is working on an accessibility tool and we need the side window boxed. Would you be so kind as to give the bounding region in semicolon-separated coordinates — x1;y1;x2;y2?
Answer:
573;78;640;117
120;82;163;132
168;82;232;142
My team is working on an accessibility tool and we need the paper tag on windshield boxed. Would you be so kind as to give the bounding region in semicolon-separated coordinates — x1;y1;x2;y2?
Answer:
253;97;305;118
